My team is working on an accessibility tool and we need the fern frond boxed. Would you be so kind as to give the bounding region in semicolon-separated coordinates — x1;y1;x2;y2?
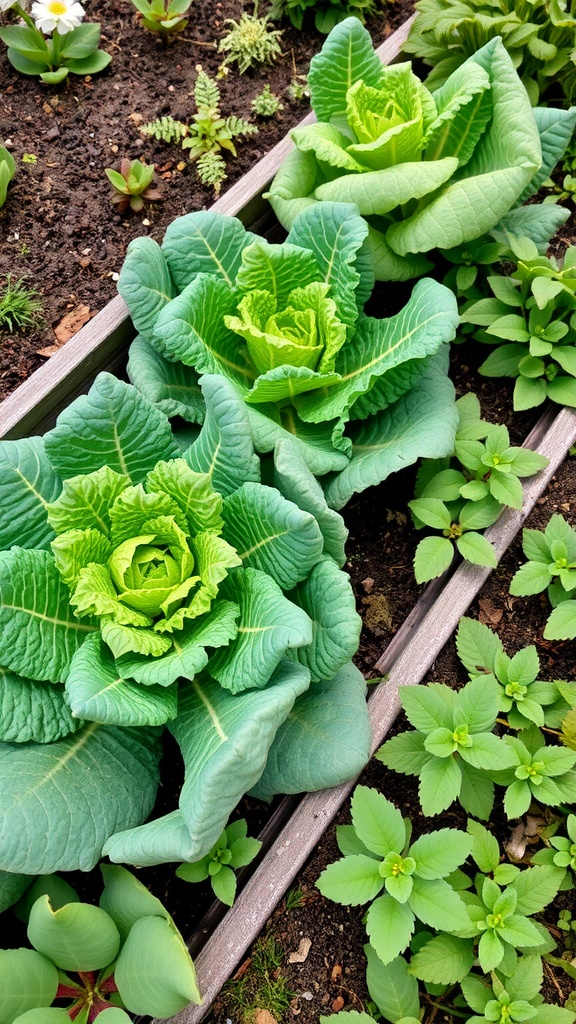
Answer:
224;115;259;140
194;67;221;112
140;116;188;144
196;151;227;195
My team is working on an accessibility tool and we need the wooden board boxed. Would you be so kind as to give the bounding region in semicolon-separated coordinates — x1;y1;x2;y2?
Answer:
149;403;576;1024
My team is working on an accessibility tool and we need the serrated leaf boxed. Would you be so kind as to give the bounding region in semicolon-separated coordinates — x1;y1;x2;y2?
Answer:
418;754;462;816
351;786;406;858
366;893;415;965
410;828;472;879
317;853;383;905
510;865;563;915
544;601;576;641
414;535;454;583
467;819;500;873
456;530;498;568
409;933;475;985
365;945;420;1022
456;617;502;676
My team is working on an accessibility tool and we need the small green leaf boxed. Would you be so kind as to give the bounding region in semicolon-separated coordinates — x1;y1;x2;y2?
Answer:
414;535;454;583
316;854;383;906
456;531;498;568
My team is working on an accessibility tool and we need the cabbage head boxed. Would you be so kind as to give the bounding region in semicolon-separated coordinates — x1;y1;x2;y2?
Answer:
0;372;370;874
119;201;460;509
265;19;576;281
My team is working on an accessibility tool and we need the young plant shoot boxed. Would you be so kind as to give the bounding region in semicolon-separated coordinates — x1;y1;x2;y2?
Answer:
0;0;111;82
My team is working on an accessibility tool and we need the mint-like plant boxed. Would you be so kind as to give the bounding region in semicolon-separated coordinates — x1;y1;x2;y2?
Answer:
496;725;576;819
375;677;516;819
0;865;200;1020
460;954;575;1024
461;238;576;411
265;18;576;282
509;513;576;640
0;371;371;876
403;0;576;103
409;394;548;583
175;817;261;906
456;616;570;729
316;785;472;965
119;203;459;511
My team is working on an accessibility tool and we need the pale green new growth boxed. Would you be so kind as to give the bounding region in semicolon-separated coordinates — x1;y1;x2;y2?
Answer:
176;817;262;906
509;513;576;640
251;84;284;117
460;955;574;1024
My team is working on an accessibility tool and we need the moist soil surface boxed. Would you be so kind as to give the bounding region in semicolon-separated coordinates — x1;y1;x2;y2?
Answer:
0;0;410;399
2;5;576;1023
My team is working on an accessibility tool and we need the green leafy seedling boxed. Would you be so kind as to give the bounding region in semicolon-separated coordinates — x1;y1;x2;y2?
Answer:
493;724;576;818
130;0;193;36
376;676;516;819
105;157;163;213
316;785;472;965
269;0;379;34
251;84;284;117
176;818;262;906
456;616;569;729
509;513;576;640
0;276;44;333
218;5;283;74
460;954;575;1024
461;238;576;411
532;813;576;890
0;145;16;207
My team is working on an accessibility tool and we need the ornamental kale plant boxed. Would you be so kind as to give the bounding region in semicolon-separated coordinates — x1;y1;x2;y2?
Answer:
119;203;460;511
403;0;576;104
408;393;548;583
456;616;571;729
509;513;576;640
0;0;111;83
265;18;576;282
316;785;473;965
375;677;516;819
0;371;371;877
0;865;200;1020
461;238;576;411
176;817;261;906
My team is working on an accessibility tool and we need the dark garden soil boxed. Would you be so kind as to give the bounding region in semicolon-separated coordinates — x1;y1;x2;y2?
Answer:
0;0;411;400
2;4;576;1022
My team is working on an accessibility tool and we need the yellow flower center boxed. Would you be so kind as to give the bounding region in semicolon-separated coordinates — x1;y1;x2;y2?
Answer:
48;1;67;14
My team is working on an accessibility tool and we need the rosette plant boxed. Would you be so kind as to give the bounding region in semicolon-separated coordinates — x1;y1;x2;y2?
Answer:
119;202;460;511
265;18;576;282
0;371;371;876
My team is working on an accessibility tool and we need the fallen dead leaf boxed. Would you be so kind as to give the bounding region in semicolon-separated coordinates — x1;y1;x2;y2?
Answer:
254;1010;278;1024
478;598;503;626
288;937;311;964
505;814;546;861
38;304;94;356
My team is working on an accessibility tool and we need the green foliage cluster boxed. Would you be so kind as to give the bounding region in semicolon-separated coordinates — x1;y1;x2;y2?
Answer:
0;865;200;1021
105;158;163;213
176;818;261;906
119;203;460;512
461;238;576;411
266;17;576;283
408;394;549;583
269;0;378;33
0;370;372;877
251;84;284;117
140;67;257;194
0;276;44;334
130;0;192;36
0;145;15;208
510;513;576;641
403;0;576;103
217;6;283;74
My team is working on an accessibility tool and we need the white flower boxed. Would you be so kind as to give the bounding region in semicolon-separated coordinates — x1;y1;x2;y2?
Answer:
31;0;85;34
0;0;19;11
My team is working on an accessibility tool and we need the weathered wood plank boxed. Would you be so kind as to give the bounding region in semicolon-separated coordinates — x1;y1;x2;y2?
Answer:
0;17;414;443
153;403;576;1024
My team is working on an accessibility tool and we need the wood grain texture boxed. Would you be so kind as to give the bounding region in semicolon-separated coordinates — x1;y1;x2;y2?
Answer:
0;17;414;443
150;404;576;1024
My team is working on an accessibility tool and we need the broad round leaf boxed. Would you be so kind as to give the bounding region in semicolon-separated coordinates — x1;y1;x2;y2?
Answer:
27;897;120;971
0;948;58;1024
114;915;201;1016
